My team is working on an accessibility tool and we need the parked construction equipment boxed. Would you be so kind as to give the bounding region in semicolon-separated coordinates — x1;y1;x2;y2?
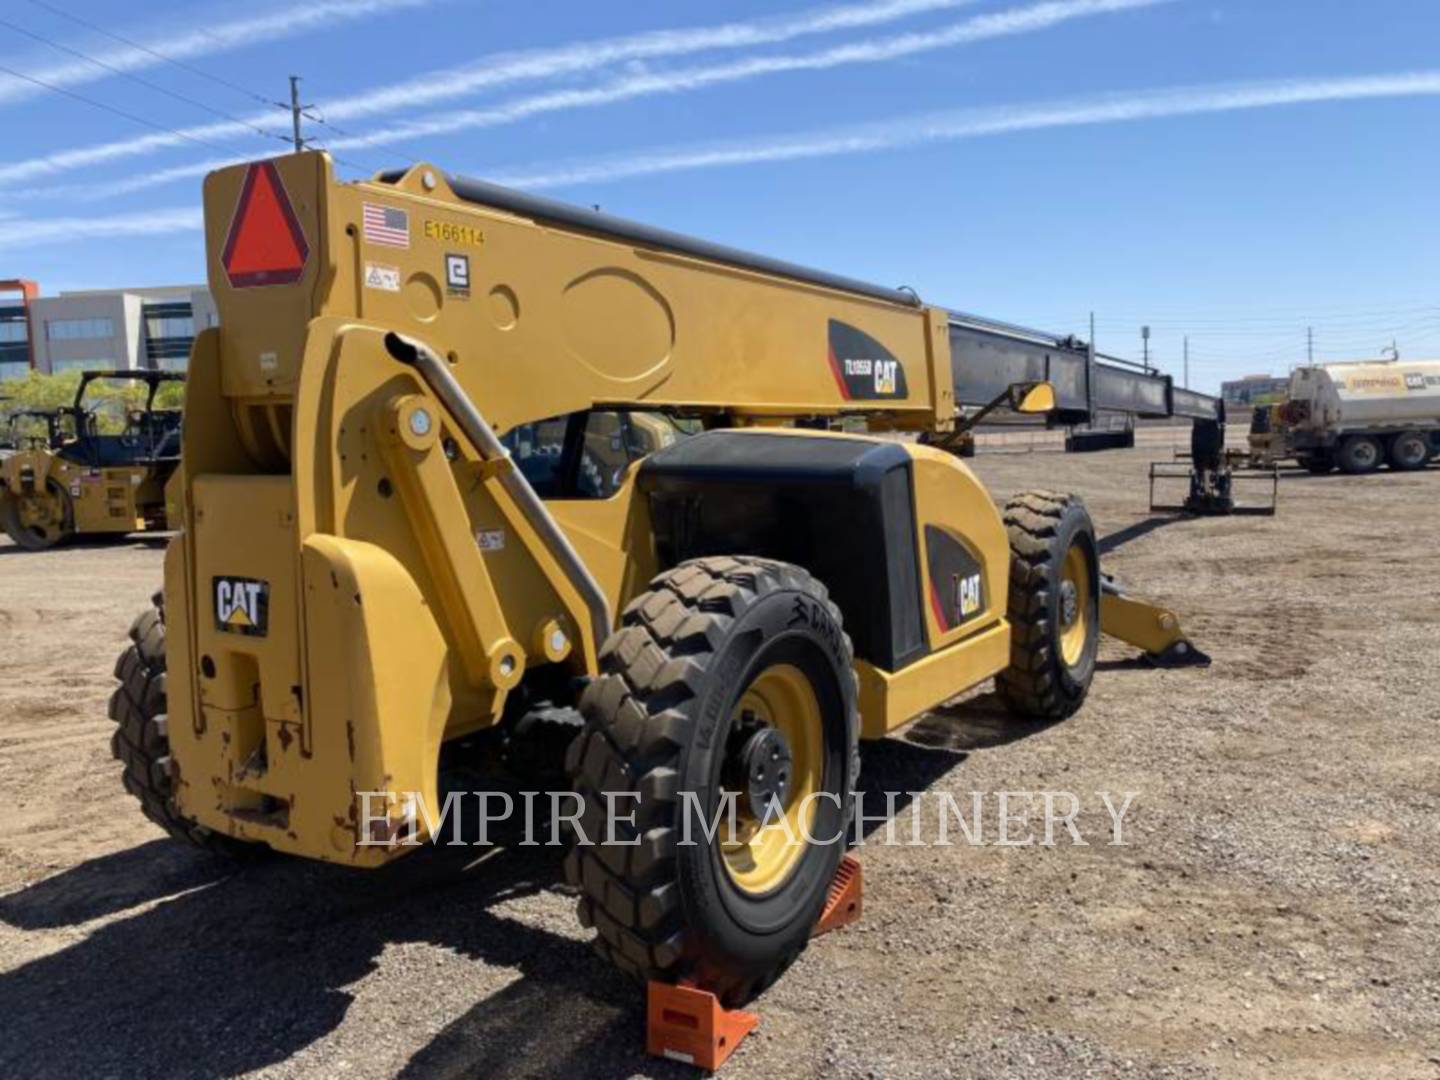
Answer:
0;396;16;457
1249;360;1440;474
0;370;184;549
109;152;1223;1009
1150;411;1278;516
2;407;65;459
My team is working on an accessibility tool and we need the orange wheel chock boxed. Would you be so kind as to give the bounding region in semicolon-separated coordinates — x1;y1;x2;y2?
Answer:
811;853;863;937
646;981;758;1072
645;856;863;1071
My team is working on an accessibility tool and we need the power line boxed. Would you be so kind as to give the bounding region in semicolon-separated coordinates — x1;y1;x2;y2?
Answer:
0;59;241;157
2;11;389;178
1086;309;1440;332
0;13;292;148
8;2;431;180
307;141;387;176
20;0;288;112
1090;320;1440;341
294;103;425;169
1096;299;1440;319
283;75;389;176
1031;303;1440;331
10;0;393;174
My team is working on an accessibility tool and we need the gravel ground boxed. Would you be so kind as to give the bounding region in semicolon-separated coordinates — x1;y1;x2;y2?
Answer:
1;446;1437;1079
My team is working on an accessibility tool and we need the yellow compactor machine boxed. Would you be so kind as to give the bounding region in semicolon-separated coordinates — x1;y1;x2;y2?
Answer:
110;153;1208;1004
1;370;184;549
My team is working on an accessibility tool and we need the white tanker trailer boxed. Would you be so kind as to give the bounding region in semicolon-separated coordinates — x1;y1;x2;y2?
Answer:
1256;360;1440;474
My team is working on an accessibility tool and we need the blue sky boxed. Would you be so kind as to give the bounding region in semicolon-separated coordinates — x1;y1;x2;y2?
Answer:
1;0;1437;391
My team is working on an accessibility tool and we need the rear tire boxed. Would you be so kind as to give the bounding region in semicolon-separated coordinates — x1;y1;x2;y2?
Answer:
109;593;267;859
500;701;584;788
1387;431;1430;472
1337;435;1382;475
996;491;1100;721
564;556;858;1007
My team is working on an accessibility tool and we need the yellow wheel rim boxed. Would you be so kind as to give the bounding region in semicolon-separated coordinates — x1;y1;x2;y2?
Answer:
719;663;824;897
1059;543;1091;667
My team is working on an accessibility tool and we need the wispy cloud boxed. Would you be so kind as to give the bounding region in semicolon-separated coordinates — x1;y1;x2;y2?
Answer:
14;69;1440;252
25;0;1158;198
490;70;1440;189
315;0;990;122
0;206;201;249
326;0;1162;152
0;0;985;187
0;0;434;107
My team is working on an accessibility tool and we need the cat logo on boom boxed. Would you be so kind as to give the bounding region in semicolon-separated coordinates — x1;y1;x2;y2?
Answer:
214;576;269;637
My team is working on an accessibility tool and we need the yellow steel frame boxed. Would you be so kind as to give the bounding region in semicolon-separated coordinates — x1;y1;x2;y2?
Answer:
154;152;1193;863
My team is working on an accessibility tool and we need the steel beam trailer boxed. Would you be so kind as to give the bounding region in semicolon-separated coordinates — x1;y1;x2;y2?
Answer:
947;313;1223;428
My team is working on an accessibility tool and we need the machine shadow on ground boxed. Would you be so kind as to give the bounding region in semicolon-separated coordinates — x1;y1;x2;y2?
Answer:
0;699;1054;1078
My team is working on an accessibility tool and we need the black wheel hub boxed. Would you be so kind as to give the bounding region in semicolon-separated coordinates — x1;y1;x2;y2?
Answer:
725;719;793;824
1059;579;1079;626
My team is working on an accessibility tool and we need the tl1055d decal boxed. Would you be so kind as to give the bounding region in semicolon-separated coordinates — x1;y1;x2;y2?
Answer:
924;525;984;633
828;320;909;401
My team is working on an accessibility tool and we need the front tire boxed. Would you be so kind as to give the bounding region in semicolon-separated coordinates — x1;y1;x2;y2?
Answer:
1337;435;1382;475
564;557;858;1007
0;481;73;550
109;594;266;858
996;491;1100;721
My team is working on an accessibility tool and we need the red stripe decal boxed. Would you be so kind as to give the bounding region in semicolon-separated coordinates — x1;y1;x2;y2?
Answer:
827;344;852;400
928;578;950;633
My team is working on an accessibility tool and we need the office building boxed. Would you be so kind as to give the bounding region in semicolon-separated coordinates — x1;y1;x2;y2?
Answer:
0;282;216;380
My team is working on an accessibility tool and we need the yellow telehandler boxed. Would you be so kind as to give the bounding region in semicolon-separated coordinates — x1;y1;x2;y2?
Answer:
110;153;1208;1005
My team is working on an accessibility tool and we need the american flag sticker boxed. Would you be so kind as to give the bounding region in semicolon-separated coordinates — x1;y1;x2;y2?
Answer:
363;203;409;248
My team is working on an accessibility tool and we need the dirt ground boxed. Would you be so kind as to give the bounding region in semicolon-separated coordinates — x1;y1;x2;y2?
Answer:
1;447;1437;1080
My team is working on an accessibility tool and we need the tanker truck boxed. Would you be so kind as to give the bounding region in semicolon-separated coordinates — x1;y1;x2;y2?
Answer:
1258;360;1440;474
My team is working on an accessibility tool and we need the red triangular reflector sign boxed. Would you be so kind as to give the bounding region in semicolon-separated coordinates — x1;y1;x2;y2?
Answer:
220;161;310;288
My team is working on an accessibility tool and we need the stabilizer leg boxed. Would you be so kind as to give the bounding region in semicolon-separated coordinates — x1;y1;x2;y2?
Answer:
1100;575;1211;668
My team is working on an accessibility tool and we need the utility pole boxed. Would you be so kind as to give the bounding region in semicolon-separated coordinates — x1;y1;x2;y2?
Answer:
289;76;308;153
1307;326;1314;365
1087;312;1096;417
1183;335;1189;390
1141;325;1151;371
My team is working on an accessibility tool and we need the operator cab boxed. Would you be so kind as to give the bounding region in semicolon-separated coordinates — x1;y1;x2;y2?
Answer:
501;409;683;499
54;369;186;468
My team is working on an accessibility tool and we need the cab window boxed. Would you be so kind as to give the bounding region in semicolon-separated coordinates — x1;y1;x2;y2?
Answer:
500;410;682;499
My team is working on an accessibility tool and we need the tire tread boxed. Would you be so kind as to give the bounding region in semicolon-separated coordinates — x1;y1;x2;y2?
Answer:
109;594;262;859
565;556;857;1005
995;490;1096;720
